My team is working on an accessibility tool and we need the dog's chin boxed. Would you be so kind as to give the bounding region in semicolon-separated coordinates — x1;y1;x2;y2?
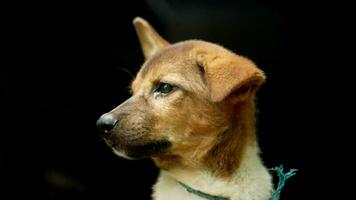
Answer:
109;139;172;160
112;148;138;160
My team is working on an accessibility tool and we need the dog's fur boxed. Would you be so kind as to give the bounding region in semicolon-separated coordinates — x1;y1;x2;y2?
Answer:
99;17;272;200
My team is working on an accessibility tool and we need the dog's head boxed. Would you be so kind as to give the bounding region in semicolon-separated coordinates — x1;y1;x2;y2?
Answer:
97;18;265;165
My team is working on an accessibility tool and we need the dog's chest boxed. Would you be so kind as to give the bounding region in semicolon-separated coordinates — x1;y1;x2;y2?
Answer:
152;173;206;200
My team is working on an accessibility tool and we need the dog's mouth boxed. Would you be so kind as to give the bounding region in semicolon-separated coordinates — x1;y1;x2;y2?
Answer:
104;138;172;159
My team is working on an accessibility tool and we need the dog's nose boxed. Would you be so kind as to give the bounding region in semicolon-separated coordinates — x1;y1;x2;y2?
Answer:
96;114;118;134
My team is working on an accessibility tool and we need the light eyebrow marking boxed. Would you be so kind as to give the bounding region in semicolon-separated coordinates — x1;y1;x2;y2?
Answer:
158;75;191;93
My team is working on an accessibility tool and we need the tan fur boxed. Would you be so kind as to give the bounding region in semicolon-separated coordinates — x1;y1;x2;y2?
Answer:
131;40;263;177
102;17;272;200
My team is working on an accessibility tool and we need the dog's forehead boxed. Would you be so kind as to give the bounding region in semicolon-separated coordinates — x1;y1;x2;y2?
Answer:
131;40;209;94
138;41;196;79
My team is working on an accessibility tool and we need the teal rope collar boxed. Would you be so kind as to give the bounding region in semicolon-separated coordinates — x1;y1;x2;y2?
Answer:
270;165;297;200
179;181;229;200
179;165;297;200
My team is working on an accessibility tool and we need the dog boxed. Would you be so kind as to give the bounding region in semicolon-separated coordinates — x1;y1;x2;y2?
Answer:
96;17;272;200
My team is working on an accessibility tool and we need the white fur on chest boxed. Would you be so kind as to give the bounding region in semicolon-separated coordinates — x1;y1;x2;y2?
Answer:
152;147;272;200
152;173;205;200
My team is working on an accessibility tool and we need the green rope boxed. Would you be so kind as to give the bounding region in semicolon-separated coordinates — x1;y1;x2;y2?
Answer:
179;181;230;200
270;165;297;200
179;165;297;200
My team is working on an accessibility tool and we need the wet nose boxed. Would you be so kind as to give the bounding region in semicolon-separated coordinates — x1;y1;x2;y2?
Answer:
96;113;118;134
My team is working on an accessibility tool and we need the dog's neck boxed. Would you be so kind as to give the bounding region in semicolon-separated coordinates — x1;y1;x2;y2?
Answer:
153;146;272;200
152;99;272;200
203;99;257;177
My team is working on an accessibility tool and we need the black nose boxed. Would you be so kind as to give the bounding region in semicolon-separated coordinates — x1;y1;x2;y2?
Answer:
96;114;118;134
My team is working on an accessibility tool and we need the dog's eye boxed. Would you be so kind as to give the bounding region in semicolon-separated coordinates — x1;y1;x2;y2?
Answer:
155;83;175;95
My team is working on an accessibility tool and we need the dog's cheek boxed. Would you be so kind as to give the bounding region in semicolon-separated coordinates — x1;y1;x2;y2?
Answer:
149;95;190;142
184;98;228;134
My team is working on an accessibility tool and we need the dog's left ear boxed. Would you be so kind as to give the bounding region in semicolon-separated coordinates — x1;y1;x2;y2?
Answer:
195;45;266;102
133;17;170;59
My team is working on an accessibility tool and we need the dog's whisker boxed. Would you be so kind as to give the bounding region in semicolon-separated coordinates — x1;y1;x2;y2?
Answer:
116;67;135;79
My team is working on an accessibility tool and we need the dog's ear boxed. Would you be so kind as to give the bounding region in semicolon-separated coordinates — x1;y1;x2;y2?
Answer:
133;17;170;59
195;45;266;102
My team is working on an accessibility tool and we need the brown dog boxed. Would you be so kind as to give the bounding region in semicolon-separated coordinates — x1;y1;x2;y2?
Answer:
96;17;272;200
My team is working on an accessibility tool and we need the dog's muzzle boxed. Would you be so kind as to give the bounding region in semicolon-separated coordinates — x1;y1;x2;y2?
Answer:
96;108;172;159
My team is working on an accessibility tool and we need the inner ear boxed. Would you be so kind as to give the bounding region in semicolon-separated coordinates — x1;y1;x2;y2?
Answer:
197;64;208;85
226;82;260;104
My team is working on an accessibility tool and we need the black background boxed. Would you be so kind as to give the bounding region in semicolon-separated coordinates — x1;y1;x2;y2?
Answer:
2;0;348;199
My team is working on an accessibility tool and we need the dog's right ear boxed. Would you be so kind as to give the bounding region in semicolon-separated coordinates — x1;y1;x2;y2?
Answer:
194;44;266;103
133;17;170;59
